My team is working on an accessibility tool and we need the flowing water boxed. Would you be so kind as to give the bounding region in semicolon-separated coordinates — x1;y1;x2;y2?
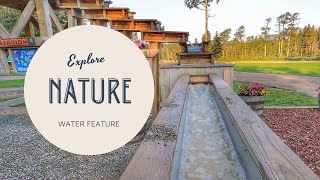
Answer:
178;84;247;180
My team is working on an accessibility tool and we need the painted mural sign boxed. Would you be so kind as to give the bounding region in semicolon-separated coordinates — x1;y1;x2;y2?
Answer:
0;38;36;48
12;48;37;73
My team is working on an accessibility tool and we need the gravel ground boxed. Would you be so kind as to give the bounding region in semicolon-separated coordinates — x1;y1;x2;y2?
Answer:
0;115;141;180
0;88;24;99
261;108;320;177
144;124;177;142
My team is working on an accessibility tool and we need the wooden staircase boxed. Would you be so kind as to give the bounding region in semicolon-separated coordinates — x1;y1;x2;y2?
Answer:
56;0;193;52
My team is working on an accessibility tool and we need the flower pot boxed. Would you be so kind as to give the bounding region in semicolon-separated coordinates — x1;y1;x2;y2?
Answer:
240;96;265;115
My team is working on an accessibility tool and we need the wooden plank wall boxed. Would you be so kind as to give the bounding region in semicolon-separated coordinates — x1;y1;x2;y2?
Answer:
159;63;233;102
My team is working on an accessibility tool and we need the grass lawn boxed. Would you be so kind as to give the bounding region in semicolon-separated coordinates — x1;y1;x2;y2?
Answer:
233;81;318;107
0;79;24;88
14;103;26;107
234;62;320;77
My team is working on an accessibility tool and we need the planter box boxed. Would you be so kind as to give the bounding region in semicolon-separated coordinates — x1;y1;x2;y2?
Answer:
240;96;265;115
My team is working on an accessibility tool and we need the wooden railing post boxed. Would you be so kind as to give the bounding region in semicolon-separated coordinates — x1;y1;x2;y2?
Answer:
34;0;53;37
0;49;10;75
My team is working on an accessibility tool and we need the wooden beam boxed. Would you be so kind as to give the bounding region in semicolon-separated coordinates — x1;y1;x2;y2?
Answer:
177;52;214;65
151;53;160;120
0;49;10;75
141;31;189;43
149;42;160;49
0;24;9;38
34;0;53;37
29;16;40;30
49;5;64;32
8;49;17;74
10;0;36;38
25;22;35;37
67;9;76;28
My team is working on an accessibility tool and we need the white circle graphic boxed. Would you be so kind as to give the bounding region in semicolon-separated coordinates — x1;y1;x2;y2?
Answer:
24;26;154;155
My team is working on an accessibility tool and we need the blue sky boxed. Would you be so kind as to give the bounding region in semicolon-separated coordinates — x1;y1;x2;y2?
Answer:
113;0;320;41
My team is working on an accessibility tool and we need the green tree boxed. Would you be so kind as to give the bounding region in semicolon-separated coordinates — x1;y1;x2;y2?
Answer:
286;12;300;57
219;28;232;43
261;17;272;57
209;31;223;58
0;6;21;33
276;13;290;57
234;25;245;41
261;17;272;39
184;0;220;42
55;10;68;29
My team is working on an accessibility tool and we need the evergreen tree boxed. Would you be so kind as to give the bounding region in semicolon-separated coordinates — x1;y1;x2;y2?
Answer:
219;28;232;43
234;25;245;41
209;32;223;58
261;17;272;39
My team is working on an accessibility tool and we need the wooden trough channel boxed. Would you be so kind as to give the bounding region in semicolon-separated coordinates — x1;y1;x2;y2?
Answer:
121;74;319;180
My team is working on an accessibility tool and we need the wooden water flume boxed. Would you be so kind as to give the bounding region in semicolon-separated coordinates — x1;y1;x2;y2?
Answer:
121;74;319;180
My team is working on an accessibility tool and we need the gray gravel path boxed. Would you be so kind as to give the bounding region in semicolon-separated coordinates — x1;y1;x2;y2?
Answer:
234;72;320;97
0;115;140;180
0;97;25;107
0;76;25;82
0;87;24;99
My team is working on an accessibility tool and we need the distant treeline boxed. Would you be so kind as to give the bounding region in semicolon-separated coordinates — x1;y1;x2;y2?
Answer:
1;7;319;62
161;12;320;62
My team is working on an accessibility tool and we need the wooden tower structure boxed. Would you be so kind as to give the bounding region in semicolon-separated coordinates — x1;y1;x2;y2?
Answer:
0;0;215;118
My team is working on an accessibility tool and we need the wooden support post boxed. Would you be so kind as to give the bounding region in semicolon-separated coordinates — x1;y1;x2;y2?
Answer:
8;49;17;74
30;16;40;30
180;44;187;53
67;9;76;28
210;54;214;64
25;22;35;37
0;49;10;75
34;0;53;37
10;0;36;38
151;54;160;120
76;0;81;7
